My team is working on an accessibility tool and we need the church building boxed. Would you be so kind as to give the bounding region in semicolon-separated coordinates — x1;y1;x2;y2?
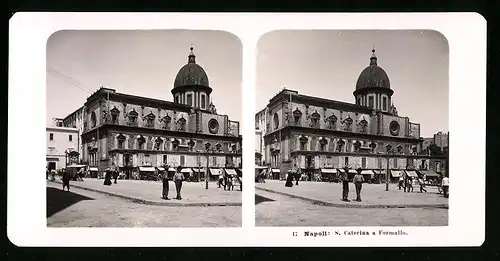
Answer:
256;49;446;180
63;47;242;178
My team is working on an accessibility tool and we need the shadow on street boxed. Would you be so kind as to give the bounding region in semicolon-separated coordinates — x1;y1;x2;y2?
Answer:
255;194;275;205
47;187;94;218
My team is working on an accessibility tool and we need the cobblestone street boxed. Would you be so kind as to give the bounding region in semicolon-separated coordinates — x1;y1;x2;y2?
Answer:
255;189;448;227
256;180;448;207
47;182;241;227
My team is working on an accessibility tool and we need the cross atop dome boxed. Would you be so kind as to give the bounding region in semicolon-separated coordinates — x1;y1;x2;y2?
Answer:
188;45;196;64
370;46;378;66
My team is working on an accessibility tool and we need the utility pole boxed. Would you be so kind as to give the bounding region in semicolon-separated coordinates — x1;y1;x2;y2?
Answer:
385;151;391;191
205;151;209;189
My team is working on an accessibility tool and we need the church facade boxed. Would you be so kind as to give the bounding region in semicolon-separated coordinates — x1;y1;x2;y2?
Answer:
256;49;447;179
62;47;242;177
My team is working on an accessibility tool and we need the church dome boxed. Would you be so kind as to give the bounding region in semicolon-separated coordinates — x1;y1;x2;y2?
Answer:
355;49;391;90
173;47;210;88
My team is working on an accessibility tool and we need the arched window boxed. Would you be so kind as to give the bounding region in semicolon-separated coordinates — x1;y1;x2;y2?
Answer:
273;113;279;130
319;138;328;151
90;111;97;128
299;136;308;151
137;136;146;150
117;134;126;149
177;117;186;131
201;94;206;109
337;139;345;152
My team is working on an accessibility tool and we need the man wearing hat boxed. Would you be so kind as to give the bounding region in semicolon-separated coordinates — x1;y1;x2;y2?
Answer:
341;166;350;202
353;167;365;202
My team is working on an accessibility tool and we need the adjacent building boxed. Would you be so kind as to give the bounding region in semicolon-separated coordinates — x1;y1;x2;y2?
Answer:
61;47;242;178
46;119;79;171
256;49;447;180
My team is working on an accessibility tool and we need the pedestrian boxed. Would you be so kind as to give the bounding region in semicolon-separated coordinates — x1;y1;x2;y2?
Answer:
227;175;234;191
284;170;294;187
161;170;170;200
341;167;350;202
218;172;224;188
103;168;112;186
50;169;56;181
418;176;427;193
62;169;71;192
292;164;300;186
173;166;185;200
407;177;414;192
111;163;118;184
441;175;449;198
398;175;404;190
353;168;364;202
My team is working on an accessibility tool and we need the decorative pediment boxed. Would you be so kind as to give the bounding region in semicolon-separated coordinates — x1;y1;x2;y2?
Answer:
161;115;171;123
299;135;308;143
337;139;345;145
344;116;353;124
177;116;186;124
172;139;180;145
292;108;303;116
326;114;337;122
386;144;393;152
369;141;377;149
310;110;321;119
145;112;156;119
215;143;222;150
319;137;328;144
128;109;138;117
155;137;164;143
110;106;120;114
354;140;362;148
117;134;126;141
188;139;195;147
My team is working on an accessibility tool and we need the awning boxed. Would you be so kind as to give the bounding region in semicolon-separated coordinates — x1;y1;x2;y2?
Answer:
320;169;337;174
391;170;403;177
89;167;98;172
192;168;206;173
255;166;268;169
405;170;418;177
225;169;238;175
168;168;176;172
181;168;193;173
138;167;156;172
156;167;165;171
271;169;280;173
361;170;374;175
46;157;59;161
339;169;357;174
210;168;223;176
373;170;387;175
66;164;86;168
418;170;440;177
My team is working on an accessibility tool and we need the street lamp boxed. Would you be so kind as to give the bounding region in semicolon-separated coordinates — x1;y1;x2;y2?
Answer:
196;150;202;183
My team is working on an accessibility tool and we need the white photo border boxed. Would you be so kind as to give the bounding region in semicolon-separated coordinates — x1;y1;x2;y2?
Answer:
8;12;486;247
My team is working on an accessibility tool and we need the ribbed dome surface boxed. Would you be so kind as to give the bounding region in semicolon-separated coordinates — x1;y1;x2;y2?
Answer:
173;47;210;88
174;63;209;88
355;65;390;90
355;49;391;90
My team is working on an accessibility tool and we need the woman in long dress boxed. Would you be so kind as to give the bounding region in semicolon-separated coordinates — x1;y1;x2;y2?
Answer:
103;169;112;186
285;171;294;187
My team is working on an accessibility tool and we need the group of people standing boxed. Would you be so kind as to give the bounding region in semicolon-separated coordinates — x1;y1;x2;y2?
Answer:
103;163;119;186
397;173;428;193
340;167;365;202
218;173;241;191
161;166;186;200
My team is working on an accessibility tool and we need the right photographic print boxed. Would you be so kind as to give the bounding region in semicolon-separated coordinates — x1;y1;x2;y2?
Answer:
254;30;449;227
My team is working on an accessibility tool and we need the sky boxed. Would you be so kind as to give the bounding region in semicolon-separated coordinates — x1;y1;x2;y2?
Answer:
256;30;449;138
46;30;242;125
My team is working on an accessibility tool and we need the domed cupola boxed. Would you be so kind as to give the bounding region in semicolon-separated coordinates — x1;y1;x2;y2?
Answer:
353;48;394;112
172;46;213;110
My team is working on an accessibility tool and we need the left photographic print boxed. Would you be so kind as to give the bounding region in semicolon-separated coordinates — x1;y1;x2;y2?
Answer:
46;30;243;227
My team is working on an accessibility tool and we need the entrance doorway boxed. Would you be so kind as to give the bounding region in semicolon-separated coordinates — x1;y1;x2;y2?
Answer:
48;162;56;171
